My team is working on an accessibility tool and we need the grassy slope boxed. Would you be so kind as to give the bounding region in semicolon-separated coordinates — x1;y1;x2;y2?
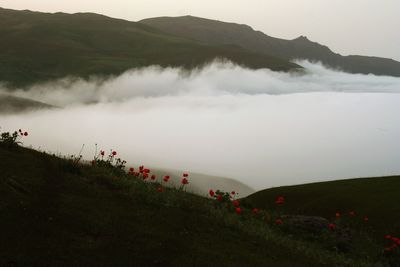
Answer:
140;16;400;77
0;8;300;88
245;176;400;241
0;144;385;267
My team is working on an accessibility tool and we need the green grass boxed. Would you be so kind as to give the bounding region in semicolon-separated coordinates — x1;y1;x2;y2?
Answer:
0;143;392;266
245;177;400;243
0;7;300;88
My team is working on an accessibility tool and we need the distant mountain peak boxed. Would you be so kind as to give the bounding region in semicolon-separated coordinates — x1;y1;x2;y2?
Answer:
293;35;309;41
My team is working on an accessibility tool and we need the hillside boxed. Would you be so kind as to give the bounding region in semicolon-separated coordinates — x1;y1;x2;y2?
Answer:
245;176;400;241
0;137;393;266
140;16;400;77
0;8;300;88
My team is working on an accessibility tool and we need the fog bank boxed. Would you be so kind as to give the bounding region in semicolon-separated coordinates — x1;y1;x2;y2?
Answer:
1;61;400;190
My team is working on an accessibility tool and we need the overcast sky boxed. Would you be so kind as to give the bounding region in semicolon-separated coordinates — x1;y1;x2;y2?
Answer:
1;0;399;61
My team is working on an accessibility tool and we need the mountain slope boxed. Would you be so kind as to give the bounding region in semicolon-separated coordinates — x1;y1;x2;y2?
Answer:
0;144;382;267
0;94;54;113
0;8;300;88
140;16;400;77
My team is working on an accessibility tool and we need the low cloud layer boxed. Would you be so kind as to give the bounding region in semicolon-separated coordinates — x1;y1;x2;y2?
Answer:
1;61;400;190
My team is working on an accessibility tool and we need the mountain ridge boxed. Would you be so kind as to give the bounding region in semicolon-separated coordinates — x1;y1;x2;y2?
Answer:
140;15;400;77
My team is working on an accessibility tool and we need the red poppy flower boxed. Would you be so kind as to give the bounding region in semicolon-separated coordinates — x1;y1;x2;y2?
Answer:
363;216;369;222
183;173;189;177
24;132;28;136
151;175;156;180
129;167;134;172
181;178;189;185
232;200;240;207
335;212;341;218
143;168;150;173
349;211;356;216
100;151;105;156
275;219;283;225
135;172;140;177
235;207;242;215
209;190;215;197
328;223;336;230
157;186;163;192
143;173;149;179
385;235;392;240
112;151;117;156
231;191;236;195
163;175;170;182
139;165;144;171
216;194;223;201
252;208;260;215
275;196;285;205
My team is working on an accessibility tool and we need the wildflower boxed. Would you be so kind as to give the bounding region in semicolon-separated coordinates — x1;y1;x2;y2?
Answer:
275;219;283;225
112;151;117;156
275;196;285;205
129;167;134;172
143;168;150;173
235;207;242;215
181;178;189;185
335;212;341;218
231;191;236;195
157;186;163;192
143;173;149;179
100;150;105;156
232;200;240;207
151;175;156;180
216;194;223;201
328;223;336;230
183;173;189;177
209;190;215;197
139;165;144;171
252;208;260;215
163;175;170;182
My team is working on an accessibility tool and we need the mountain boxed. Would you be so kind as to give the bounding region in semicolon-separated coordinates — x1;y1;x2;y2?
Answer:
141;16;400;77
0;8;299;88
0;94;54;113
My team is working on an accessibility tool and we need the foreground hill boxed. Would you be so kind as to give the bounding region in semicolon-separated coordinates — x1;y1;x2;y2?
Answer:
245;176;400;240
141;16;400;77
0;7;299;88
0;141;390;266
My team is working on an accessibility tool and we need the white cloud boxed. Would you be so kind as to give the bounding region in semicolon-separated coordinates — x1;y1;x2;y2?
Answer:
1;61;400;190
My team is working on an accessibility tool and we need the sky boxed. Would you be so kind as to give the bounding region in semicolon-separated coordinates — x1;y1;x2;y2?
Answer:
1;0;399;61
